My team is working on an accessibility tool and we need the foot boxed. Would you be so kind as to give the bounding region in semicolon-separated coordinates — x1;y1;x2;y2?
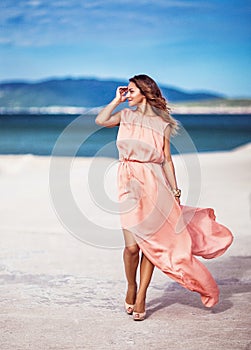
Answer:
124;301;134;315
133;310;146;321
133;294;146;321
133;298;145;314
133;298;146;320
133;296;146;321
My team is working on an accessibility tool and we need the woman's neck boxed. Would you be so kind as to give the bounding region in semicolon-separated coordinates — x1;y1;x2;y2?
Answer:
136;101;155;116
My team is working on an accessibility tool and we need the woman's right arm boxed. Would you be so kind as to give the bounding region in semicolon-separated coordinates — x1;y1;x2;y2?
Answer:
95;86;128;127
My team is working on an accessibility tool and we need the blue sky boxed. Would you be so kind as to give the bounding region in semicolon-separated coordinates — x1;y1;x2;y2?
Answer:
0;0;251;97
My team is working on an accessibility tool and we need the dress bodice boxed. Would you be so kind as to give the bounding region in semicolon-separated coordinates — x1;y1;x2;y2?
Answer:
116;109;169;164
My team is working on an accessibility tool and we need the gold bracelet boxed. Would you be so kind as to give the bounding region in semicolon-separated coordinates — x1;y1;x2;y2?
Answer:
171;188;181;198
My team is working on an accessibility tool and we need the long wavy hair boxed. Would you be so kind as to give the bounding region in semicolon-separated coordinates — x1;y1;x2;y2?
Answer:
129;74;179;135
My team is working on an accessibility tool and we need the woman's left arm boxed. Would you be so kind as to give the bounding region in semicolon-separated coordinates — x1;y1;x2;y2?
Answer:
162;125;181;204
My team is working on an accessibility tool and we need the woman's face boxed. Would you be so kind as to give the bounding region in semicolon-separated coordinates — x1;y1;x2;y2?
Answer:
126;82;146;107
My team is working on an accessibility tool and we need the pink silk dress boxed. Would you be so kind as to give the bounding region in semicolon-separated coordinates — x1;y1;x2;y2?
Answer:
116;108;233;307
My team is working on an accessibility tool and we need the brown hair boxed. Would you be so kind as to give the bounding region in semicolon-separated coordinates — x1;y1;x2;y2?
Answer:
129;74;179;135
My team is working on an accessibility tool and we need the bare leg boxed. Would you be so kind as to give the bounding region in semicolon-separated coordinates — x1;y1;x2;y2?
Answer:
123;229;140;305
134;253;154;313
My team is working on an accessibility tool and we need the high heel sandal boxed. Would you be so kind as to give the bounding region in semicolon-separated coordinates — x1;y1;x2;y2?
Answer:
133;310;146;321
124;301;135;315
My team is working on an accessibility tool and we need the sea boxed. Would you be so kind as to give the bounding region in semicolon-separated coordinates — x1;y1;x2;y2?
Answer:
0;113;251;157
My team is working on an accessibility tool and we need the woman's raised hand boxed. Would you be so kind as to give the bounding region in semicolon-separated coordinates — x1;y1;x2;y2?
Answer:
115;86;128;103
95;86;127;126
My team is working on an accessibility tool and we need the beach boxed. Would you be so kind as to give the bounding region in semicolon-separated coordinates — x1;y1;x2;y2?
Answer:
0;144;250;350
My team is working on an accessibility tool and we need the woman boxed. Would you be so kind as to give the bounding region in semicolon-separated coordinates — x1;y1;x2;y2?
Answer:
95;74;233;321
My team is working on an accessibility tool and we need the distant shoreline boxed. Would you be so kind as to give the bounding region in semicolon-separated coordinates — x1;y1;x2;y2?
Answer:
1;105;251;115
171;105;251;114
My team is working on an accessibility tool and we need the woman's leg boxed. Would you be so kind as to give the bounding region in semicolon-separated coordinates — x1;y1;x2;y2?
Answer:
134;253;154;313
123;229;140;305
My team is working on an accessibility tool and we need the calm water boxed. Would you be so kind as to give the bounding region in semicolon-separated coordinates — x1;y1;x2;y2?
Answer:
0;113;251;157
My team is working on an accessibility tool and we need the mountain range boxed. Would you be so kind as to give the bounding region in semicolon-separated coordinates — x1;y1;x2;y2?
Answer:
0;77;223;108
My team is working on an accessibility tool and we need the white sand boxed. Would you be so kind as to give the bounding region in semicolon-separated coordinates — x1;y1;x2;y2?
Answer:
0;144;250;349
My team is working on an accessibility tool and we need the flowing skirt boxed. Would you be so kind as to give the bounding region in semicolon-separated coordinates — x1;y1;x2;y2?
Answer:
118;161;233;307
